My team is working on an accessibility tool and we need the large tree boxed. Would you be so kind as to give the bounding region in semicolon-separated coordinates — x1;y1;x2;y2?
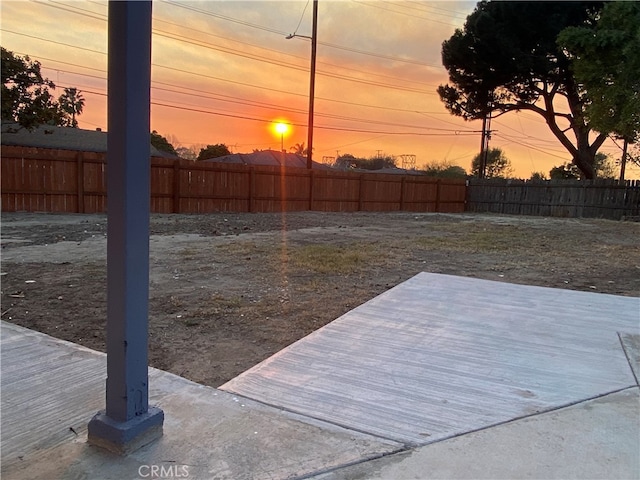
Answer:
558;1;640;180
58;87;85;128
2;47;60;129
150;130;177;155
2;47;85;129
471;147;512;178
438;1;606;179
197;144;231;161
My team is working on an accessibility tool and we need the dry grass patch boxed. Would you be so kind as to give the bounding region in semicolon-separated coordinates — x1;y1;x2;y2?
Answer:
289;244;377;274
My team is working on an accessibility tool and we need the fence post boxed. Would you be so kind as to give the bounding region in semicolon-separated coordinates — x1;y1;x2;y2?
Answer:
172;159;181;213
399;176;406;211
358;174;364;211
249;166;255;213
309;169;314;211
76;152;85;213
435;179;442;212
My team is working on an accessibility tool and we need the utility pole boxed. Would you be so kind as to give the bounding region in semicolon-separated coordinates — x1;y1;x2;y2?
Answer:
479;111;492;179
306;0;318;169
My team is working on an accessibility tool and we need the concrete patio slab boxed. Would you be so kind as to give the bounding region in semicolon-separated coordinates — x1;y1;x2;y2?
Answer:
2;272;639;480
0;321;402;480
313;388;640;480
222;273;640;446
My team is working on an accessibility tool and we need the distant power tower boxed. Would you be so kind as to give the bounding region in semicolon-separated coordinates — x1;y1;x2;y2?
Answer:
399;154;417;169
322;156;335;165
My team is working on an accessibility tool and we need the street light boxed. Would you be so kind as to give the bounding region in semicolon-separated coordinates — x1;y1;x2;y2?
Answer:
286;0;318;169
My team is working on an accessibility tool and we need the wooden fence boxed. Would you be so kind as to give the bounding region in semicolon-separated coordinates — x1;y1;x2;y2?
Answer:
467;178;640;220
1;146;466;214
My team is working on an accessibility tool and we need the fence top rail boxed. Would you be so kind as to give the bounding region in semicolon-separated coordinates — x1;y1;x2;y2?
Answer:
468;178;640;187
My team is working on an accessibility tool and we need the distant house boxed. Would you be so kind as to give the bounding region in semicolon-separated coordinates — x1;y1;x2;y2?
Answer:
0;123;177;158
202;149;331;169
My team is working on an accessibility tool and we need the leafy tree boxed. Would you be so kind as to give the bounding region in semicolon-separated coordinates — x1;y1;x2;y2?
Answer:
335;153;363;169
550;153;615;180
2;47;62;129
558;1;640;180
290;142;307;155
58;87;84;128
550;163;581;180
360;155;396;170
175;146;197;161
529;172;548;181
197;143;231;161
438;1;607;179
2;47;87;129
471;147;513;178
150;130;177;155
422;160;467;178
336;153;400;170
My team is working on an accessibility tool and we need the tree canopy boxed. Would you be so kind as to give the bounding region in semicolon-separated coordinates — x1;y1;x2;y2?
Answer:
58;87;85;128
549;153;615;180
150;130;177;155
197;144;232;161
2;47;84;129
335;153;396;170
438;1;607;179
421;160;467;179
471;147;512;178
558;2;640;144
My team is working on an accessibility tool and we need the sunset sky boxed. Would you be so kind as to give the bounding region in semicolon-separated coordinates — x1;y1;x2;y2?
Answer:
1;0;635;178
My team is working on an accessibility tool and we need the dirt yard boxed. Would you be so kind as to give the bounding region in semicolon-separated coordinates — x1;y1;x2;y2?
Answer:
2;211;639;387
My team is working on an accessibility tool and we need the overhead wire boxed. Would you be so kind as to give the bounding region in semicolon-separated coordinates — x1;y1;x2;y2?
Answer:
7;1;486;148
29;0;441;94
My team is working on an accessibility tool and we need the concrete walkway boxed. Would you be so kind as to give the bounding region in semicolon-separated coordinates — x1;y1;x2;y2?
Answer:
2;273;639;479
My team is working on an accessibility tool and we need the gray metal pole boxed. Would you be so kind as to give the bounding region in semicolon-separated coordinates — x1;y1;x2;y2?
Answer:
306;0;318;169
88;0;163;455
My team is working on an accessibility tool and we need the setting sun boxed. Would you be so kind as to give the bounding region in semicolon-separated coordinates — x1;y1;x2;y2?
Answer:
274;122;290;135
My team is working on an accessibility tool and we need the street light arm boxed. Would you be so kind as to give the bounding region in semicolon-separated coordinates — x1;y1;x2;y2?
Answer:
286;33;312;40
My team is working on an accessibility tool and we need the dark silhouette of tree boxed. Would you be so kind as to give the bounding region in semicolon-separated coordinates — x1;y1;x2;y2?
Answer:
558;1;640;181
529;172;548;181
175;146;197;160
2;47;62;129
58;87;85;128
422;161;467;178
150;130;177;155
335;153;396;170
197;144;231;161
2;47;87;130
550;163;581;180
438;2;606;179
471;148;512;178
549;153;614;180
290;142;307;155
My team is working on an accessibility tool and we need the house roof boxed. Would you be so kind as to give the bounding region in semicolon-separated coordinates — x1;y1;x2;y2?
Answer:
1;123;176;158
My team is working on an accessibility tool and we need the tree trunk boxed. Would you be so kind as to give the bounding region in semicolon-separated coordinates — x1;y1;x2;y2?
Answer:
619;138;628;183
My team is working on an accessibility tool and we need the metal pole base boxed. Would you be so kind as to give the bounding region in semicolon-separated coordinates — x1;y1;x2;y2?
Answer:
88;407;164;455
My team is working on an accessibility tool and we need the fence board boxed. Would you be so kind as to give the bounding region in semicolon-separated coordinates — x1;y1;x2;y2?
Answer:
467;179;640;220
1;146;466;214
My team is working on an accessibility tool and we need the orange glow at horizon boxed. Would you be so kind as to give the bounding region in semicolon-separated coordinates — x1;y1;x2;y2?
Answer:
1;0;635;179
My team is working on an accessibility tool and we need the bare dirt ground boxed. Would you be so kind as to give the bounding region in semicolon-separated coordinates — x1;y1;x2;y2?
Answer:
2;211;639;387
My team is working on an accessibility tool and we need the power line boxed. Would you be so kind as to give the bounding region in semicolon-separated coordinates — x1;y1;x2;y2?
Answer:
34;0;441;90
49;65;476;134
8;34;451;123
161;0;439;68
353;0;461;27
32;50;454;123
